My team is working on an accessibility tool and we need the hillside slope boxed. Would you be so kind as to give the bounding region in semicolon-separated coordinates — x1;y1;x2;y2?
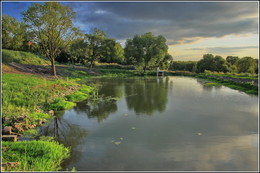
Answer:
2;49;50;65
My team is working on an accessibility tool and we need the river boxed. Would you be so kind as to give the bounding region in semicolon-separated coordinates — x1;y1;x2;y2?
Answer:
40;76;258;171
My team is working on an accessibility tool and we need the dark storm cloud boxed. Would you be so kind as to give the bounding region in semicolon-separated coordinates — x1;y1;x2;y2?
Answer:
67;2;258;45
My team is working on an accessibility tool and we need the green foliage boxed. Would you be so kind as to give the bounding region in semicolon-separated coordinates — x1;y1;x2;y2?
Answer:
66;91;89;102
2;73;81;118
226;56;239;65
2;140;70;171
23;2;80;76
204;82;221;86
100;41;125;64
2;15;27;51
236;56;257;74
124;32;169;73
47;98;76;111
96;63;135;70
195;74;258;95
2;49;49;65
170;61;197;72
70;28;123;70
158;53;173;70
197;54;231;73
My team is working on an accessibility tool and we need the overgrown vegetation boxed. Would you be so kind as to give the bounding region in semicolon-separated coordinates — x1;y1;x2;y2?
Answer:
2;141;70;171
2;49;49;65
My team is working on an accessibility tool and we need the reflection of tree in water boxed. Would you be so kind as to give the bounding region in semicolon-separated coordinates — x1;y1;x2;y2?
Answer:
39;111;89;166
73;78;126;122
74;97;118;123
86;98;117;123
40;111;88;147
125;77;169;116
88;78;125;99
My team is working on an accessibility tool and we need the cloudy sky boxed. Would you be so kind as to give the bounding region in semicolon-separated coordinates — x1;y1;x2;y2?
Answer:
2;1;259;61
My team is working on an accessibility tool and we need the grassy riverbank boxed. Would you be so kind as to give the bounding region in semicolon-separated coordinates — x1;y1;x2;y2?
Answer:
166;71;258;95
2;72;93;171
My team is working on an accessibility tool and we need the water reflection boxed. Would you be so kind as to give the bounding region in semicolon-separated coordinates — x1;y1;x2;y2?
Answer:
40;111;88;147
124;77;169;115
40;76;258;171
75;98;117;122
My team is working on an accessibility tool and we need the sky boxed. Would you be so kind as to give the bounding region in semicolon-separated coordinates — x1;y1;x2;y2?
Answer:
1;1;259;61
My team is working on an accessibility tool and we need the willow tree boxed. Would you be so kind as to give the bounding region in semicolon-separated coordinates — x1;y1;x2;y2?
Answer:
23;2;79;76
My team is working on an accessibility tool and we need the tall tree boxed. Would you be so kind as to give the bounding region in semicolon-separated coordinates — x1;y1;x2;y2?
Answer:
226;56;239;65
2;15;27;50
84;28;108;71
22;2;79;76
237;57;257;74
124;32;168;73
197;54;231;73
158;53;173;70
100;41;125;64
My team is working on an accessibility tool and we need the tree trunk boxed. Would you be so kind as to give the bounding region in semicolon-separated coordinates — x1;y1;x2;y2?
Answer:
51;57;57;77
143;63;147;74
89;60;93;72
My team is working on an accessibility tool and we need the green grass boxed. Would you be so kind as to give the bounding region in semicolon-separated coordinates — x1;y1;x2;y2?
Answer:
2;141;70;171
46;97;76;111
2;49;49;65
2;73;78;118
65;85;93;102
196;75;258;95
204;82;221;86
2;73;93;127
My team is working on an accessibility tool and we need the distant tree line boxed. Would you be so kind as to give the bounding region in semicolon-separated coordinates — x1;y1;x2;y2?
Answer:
2;2;258;75
170;54;258;74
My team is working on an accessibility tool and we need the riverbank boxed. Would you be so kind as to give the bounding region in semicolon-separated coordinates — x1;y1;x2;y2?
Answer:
2;69;94;171
165;71;258;95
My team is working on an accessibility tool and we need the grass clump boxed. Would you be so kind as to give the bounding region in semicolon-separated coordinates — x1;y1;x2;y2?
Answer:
2;140;70;171
47;98;76;111
66;85;93;102
2;49;49;65
204;82;221;86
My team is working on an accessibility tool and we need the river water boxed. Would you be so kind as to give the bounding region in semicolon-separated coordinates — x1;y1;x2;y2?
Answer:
41;76;258;171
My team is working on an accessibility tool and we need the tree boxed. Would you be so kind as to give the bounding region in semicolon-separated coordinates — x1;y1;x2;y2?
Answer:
124;32;168;73
226;56;239;65
100;41;125;64
237;57;257;74
197;54;231;73
22;2;79;76
70;38;89;65
214;55;230;73
158;53;173;70
70;29;117;70
2;15;27;50
196;54;215;72
84;28;108;71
